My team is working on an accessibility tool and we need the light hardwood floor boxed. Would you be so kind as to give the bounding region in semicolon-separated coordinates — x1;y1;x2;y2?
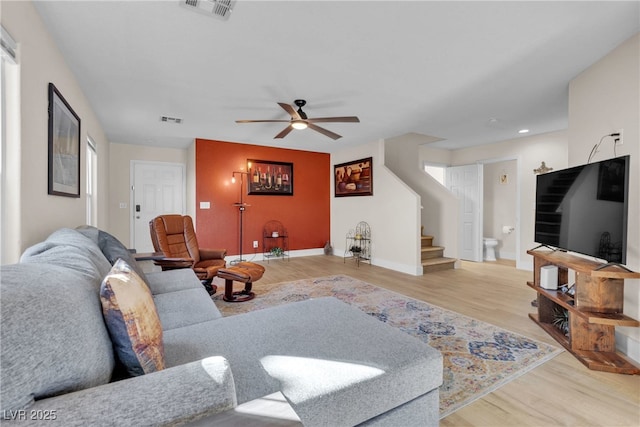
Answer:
203;255;640;426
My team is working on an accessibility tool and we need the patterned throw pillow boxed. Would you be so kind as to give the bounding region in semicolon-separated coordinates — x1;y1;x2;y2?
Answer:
100;259;165;376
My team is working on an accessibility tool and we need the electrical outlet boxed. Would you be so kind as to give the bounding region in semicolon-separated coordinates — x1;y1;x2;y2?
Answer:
253;240;259;249
614;129;623;145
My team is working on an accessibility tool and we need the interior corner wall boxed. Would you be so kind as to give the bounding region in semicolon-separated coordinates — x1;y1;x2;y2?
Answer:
1;1;110;258
331;140;423;275
195;139;330;257
568;33;640;363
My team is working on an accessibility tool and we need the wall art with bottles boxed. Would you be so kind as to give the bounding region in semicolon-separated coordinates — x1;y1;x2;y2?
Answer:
247;159;293;195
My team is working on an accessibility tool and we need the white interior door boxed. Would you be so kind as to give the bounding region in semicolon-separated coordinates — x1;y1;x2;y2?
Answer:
131;161;185;252
446;164;483;262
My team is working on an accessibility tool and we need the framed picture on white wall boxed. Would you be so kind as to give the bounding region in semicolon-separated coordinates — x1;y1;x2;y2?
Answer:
48;83;81;197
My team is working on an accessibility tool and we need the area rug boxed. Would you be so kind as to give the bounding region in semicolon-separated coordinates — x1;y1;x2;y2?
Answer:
212;275;562;418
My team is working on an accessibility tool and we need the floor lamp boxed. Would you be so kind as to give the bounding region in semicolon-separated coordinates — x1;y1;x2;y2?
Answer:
231;171;250;264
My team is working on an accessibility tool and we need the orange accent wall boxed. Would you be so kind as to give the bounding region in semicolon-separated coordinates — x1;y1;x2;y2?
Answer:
195;139;330;256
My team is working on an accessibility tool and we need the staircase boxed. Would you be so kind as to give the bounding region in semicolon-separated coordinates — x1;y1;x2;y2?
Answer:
421;230;456;273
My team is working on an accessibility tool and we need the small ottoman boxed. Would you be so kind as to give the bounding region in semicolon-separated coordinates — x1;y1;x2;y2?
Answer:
217;262;265;302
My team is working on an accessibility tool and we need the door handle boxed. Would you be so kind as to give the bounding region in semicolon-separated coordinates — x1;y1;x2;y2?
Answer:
136;204;141;212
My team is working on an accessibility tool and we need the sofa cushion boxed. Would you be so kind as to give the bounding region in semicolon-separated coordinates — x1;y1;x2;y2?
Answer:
145;268;205;295
76;225;149;282
0;263;114;413
20;228;112;284
163;297;443;426
100;259;165;376
154;288;222;331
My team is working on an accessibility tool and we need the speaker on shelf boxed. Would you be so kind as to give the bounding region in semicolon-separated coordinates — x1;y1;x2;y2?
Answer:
540;265;558;290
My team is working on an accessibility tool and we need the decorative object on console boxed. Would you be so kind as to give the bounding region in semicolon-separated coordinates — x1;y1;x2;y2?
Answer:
533;161;553;174
540;265;558;290
247;159;293;195
552;306;569;337
48;82;81;197
334;157;372;197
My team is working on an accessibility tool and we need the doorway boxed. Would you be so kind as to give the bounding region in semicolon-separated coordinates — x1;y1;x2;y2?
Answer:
130;161;185;252
443;158;520;263
483;159;518;261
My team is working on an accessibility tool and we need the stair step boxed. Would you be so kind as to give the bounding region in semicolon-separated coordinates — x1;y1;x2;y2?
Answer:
422;257;456;273
421;246;444;260
421;235;434;247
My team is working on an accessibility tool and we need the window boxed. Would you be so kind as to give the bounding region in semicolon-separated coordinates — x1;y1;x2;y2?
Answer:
86;137;97;226
1;25;18;263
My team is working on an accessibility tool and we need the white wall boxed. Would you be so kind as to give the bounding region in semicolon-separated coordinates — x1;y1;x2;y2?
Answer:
108;142;190;247
1;1;110;260
386;134;458;260
483;160;517;259
568;33;639;363
332;140;423;275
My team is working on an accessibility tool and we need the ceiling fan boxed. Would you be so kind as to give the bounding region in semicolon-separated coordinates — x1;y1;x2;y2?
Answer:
235;99;360;140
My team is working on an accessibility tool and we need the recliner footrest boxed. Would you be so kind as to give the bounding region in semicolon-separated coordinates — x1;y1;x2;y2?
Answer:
218;262;265;302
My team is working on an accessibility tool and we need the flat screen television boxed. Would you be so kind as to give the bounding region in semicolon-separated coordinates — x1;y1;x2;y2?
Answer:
534;155;630;265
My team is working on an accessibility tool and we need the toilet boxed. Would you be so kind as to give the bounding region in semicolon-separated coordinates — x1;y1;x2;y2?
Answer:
483;237;499;261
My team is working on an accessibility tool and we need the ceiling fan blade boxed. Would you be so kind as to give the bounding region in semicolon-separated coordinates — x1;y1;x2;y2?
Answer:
278;102;301;120
307;123;342;140
236;119;290;123
306;116;360;123
274;125;294;139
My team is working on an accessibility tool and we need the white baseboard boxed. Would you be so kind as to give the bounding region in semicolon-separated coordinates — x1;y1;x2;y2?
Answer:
225;248;325;263
497;251;516;260
616;330;640;365
371;257;423;276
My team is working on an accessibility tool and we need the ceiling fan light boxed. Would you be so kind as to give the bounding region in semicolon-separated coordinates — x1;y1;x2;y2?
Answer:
291;120;308;130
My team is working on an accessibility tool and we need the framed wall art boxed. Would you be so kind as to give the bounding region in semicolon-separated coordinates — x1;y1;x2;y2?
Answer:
48;83;81;197
247;159;293;195
334;157;372;197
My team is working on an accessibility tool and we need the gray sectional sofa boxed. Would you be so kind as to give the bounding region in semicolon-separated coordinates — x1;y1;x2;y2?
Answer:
0;227;443;426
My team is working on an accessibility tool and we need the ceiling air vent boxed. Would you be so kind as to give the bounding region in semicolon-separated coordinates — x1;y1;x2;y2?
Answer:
181;0;236;21
161;116;183;124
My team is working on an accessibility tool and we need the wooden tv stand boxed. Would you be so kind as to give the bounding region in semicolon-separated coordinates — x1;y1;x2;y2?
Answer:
527;249;640;375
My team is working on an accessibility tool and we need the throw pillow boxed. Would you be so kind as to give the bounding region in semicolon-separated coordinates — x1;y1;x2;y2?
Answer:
100;259;165;376
98;229;149;282
75;225;149;282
